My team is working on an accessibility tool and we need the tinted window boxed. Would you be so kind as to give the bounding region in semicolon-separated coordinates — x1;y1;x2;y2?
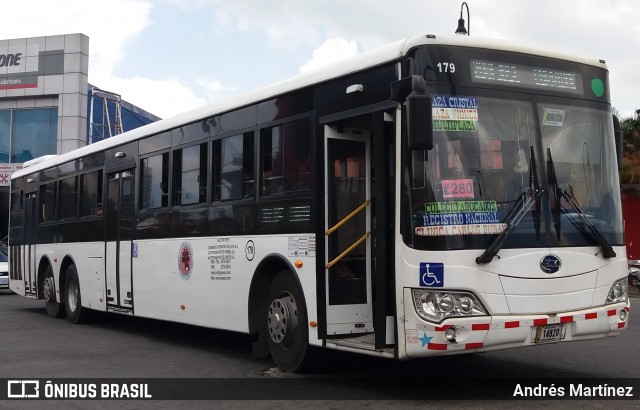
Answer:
80;170;103;217
213;132;254;201
173;143;208;206
59;176;78;219
10;191;22;211
210;106;257;136
260;118;311;196
139;131;172;155
140;153;169;209
40;183;56;222
172;121;210;145
257;89;313;123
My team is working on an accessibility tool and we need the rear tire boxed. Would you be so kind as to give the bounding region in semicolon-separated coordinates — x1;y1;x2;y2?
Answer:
43;265;64;318
64;265;91;324
265;270;312;372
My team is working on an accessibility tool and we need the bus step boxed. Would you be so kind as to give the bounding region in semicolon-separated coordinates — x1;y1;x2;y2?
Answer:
331;333;377;351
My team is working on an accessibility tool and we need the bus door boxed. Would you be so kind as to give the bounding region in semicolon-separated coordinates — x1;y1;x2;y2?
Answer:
24;192;37;297
105;170;135;311
324;125;373;335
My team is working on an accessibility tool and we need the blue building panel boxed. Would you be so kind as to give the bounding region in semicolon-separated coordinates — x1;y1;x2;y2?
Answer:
87;84;161;144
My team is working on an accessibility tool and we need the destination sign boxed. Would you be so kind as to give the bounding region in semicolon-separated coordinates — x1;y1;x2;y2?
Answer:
470;59;582;94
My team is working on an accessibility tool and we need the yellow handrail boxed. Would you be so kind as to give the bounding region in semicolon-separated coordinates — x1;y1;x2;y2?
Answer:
325;232;370;270
325;200;370;236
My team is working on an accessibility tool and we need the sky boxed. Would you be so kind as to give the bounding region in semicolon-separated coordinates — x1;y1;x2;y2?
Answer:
1;0;638;119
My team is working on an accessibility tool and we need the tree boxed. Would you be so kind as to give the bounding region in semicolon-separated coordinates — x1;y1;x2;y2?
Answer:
620;115;640;186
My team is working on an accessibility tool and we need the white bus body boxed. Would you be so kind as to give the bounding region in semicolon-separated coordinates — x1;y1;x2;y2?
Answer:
9;33;629;371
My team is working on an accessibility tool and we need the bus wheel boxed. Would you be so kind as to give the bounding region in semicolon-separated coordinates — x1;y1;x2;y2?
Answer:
43;265;64;318
266;271;310;372
64;265;90;324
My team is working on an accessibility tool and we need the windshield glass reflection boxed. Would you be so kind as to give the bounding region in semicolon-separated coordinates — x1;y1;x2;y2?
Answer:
406;94;623;251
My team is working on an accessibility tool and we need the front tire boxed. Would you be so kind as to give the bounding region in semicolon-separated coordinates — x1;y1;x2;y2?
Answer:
265;270;311;372
64;265;91;324
43;265;64;318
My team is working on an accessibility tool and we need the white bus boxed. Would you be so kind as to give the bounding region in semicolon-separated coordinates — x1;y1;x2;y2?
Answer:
9;33;629;371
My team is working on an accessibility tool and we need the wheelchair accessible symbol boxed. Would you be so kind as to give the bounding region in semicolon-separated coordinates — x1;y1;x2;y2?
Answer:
419;262;444;287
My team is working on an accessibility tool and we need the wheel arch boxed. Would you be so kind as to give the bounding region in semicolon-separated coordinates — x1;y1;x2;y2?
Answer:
247;254;301;358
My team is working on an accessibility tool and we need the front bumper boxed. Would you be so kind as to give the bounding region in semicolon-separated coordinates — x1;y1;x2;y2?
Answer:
403;288;629;358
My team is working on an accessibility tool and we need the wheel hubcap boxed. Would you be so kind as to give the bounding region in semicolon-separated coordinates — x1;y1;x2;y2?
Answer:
267;293;298;347
43;277;54;303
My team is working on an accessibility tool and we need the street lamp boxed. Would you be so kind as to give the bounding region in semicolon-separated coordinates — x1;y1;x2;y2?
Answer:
455;2;470;35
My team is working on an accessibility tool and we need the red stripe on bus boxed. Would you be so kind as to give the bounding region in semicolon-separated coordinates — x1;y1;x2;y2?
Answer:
428;343;448;351
607;309;616;317
435;325;452;331
504;321;520;328
585;312;598;320
472;323;489;331
560;316;573;323
618;322;625;329
465;343;483;349
533;319;547;326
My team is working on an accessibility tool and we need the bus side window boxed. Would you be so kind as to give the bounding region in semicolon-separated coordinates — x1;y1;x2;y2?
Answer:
80;170;103;217
212;133;253;201
172;143;208;206
40;183;56;222
140;152;169;209
260;118;311;196
58;176;78;219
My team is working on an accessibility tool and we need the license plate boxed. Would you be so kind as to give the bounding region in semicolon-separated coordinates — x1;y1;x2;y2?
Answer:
533;323;566;344
0;278;8;286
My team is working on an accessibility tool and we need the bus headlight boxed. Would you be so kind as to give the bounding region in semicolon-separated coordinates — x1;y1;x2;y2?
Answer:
606;278;628;304
412;289;488;323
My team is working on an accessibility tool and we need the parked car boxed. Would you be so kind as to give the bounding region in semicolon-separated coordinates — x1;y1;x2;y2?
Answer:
0;245;8;289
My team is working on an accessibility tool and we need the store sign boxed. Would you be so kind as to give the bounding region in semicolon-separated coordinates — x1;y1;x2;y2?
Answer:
0;49;63;91
0;164;23;187
0;53;22;67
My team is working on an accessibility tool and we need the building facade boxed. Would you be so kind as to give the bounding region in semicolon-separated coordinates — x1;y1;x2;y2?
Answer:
0;33;159;240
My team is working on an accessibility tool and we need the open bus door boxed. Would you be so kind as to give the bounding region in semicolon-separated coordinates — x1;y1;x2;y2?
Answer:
324;125;374;335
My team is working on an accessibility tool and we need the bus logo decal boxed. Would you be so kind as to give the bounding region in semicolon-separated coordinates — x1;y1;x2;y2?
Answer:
178;242;194;280
419;263;444;287
540;255;561;274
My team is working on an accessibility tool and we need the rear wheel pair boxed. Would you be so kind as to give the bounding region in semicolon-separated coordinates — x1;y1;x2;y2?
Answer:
43;264;89;323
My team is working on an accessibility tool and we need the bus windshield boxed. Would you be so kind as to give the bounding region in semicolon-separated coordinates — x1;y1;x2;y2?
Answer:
407;92;624;251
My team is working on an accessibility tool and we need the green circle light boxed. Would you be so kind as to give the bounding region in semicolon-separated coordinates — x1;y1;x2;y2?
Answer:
591;77;605;97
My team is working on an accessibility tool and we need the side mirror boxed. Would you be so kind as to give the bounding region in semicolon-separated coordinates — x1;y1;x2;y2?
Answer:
406;76;433;150
613;115;623;171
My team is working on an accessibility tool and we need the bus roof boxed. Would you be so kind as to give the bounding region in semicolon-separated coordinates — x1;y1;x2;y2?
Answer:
12;33;607;180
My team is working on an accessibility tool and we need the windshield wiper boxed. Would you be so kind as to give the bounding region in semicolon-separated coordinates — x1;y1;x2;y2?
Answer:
477;146;542;264
546;148;616;258
546;148;562;240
